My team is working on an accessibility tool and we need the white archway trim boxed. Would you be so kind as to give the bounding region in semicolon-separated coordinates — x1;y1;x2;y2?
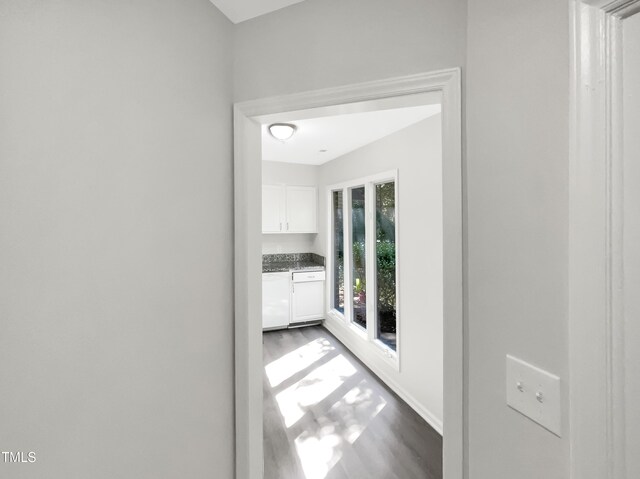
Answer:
569;1;640;478
233;69;464;479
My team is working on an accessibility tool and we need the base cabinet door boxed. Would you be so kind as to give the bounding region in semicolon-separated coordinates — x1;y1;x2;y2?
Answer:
291;278;324;324
262;272;290;330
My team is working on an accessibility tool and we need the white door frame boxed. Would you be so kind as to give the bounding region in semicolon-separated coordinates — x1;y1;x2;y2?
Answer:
233;69;464;479
569;1;640;478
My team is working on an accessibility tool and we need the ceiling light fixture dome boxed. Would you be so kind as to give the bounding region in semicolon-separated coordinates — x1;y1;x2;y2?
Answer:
268;123;297;141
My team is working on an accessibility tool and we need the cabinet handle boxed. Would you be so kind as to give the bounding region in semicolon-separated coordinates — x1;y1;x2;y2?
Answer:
279;222;282;231
286;222;289;231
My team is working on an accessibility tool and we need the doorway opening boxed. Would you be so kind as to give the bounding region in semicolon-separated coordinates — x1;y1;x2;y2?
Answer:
234;70;463;479
261;96;442;478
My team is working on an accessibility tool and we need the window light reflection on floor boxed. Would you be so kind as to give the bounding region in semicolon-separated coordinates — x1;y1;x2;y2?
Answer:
330;380;386;444
265;337;335;388
275;354;357;428
294;379;387;479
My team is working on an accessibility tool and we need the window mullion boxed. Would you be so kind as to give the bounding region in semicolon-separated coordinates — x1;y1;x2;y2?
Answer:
343;188;353;325
365;182;376;341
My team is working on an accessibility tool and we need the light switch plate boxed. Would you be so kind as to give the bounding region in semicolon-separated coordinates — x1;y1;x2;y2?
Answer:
506;355;561;437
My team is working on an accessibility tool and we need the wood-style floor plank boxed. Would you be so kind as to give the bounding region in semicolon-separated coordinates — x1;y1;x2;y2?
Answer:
263;326;442;479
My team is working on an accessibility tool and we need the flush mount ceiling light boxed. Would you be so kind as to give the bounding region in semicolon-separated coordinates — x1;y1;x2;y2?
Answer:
268;123;297;141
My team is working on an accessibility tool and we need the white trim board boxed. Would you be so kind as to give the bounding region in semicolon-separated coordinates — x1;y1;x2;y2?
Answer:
569;1;640;478
234;69;464;479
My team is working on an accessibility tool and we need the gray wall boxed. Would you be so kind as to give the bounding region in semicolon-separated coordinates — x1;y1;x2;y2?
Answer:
466;0;569;477
0;0;577;476
262;160;319;186
317;117;444;429
0;1;235;478
238;0;573;477
233;0;468;101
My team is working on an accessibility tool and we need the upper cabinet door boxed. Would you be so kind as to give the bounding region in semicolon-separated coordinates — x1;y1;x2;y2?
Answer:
286;186;317;233
262;185;285;233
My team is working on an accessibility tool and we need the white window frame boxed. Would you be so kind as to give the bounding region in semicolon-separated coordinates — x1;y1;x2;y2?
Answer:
326;169;400;366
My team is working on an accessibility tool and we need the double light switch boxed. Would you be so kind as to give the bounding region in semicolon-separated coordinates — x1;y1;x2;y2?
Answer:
506;355;561;437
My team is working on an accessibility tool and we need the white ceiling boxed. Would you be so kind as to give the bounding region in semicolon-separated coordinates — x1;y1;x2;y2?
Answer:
261;105;442;166
210;0;308;24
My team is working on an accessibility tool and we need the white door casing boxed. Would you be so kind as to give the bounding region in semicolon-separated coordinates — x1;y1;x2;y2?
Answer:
569;1;640;478
234;112;264;479
234;70;463;479
622;12;640;478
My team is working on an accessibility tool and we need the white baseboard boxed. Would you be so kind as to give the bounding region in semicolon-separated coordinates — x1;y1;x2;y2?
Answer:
323;317;443;436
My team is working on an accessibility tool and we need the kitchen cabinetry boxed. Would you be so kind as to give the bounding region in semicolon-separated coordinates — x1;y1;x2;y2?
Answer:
262;269;325;330
291;271;326;324
262;272;291;330
285;186;317;233
262;185;317;234
262;186;285;233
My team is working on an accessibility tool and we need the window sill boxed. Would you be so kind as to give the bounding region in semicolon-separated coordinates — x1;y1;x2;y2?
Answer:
373;338;398;363
326;309;400;371
348;321;368;340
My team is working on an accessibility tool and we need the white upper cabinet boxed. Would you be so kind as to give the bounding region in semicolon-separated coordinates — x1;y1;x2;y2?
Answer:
285;186;317;233
262;185;285;233
262;185;317;234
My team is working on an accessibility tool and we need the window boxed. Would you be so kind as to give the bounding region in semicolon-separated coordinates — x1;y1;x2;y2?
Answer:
351;186;367;329
329;172;398;355
375;181;396;350
332;191;344;313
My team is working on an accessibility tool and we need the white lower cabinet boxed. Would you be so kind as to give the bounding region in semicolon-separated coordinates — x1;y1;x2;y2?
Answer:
262;272;290;330
291;271;326;324
262;270;325;329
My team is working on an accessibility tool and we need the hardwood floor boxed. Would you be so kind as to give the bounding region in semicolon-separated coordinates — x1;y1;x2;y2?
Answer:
263;326;442;479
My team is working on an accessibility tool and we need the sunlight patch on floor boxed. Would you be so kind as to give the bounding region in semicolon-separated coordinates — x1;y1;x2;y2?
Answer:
294;430;342;479
294;380;387;479
265;337;335;388
275;354;357;428
329;380;387;444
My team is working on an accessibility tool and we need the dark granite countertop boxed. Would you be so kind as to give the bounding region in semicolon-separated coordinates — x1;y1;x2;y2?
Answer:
262;261;325;273
262;253;325;273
